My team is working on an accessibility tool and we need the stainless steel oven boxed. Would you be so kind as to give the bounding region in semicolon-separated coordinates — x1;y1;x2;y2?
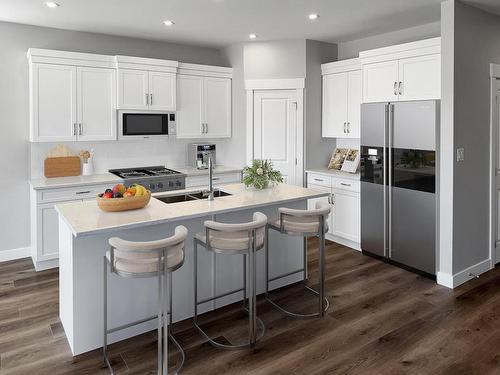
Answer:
118;110;176;140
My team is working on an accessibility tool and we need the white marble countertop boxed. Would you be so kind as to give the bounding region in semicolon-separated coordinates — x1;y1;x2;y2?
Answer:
56;183;328;237
30;173;122;190
306;168;360;180
174;165;242;176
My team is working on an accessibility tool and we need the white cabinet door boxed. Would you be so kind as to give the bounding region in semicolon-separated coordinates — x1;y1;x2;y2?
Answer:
362;60;399;103
204;77;231;138
37;200;79;261
176;74;204;138
332;189;360;243
117;69;148;110
76;67;116;141
347;70;362;138
322;73;348;138
307;183;333;235
398;54;441;101
31;63;77;142
149;71;176;111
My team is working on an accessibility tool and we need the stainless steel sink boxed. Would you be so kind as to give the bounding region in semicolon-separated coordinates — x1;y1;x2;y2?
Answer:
157;189;231;204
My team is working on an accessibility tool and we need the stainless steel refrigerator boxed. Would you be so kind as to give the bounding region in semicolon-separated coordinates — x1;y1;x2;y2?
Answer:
360;101;438;276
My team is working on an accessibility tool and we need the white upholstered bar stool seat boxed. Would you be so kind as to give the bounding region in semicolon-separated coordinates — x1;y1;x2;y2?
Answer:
266;202;331;318
193;212;267;350
103;226;188;375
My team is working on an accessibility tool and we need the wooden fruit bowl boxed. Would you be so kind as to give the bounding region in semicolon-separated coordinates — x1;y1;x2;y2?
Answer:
97;191;151;212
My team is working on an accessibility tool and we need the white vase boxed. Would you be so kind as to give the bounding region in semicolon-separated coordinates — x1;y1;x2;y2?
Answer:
82;159;94;176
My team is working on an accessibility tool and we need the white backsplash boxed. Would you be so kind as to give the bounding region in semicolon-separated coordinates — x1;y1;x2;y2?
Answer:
336;137;360;151
30;138;239;179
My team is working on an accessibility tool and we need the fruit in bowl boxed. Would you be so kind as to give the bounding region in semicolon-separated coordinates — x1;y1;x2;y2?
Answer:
97;184;151;212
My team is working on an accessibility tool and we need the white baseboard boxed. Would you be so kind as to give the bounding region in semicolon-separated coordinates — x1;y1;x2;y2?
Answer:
437;258;492;289
325;234;361;251
34;258;59;271
0;247;31;262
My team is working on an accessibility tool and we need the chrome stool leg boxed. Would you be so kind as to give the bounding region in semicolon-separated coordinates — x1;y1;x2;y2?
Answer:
265;218;330;319
167;270;185;374
103;256;114;375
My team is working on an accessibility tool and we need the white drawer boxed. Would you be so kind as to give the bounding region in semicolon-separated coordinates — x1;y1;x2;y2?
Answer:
307;173;332;188
333;178;360;193
38;184;112;203
186;172;241;188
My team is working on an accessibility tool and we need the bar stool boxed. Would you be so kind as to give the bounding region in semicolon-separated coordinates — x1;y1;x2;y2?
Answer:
193;212;267;350
103;225;188;375
265;202;331;318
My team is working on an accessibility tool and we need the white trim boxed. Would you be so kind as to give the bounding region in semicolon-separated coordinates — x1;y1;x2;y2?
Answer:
0;247;31;262
27;48;115;68
321;58;361;75
437;259;492;289
490;64;500;267
246;90;254;166
326;234;360;251
34;258;59;272
245;78;305;90
360;37;441;65
490;63;500;78
178;62;233;79
115;55;178;73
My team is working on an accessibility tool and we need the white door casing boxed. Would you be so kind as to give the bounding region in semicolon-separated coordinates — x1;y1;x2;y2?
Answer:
246;79;304;187
76;67;116;141
491;73;500;265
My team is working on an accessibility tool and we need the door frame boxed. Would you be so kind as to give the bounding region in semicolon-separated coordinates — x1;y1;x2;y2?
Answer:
489;63;500;266
245;78;305;186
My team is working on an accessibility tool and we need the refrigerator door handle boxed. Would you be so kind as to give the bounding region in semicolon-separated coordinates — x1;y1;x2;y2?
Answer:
388;103;394;259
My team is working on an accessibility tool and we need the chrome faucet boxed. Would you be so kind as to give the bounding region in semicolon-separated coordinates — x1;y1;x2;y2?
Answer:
207;154;214;201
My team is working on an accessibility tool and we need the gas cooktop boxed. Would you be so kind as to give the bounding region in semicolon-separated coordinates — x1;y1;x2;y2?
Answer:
109;166;186;193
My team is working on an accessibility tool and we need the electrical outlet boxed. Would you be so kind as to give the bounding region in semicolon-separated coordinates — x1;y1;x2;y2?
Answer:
456;148;465;162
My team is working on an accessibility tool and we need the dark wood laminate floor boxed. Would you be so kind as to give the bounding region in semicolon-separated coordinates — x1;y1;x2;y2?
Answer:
1;240;500;374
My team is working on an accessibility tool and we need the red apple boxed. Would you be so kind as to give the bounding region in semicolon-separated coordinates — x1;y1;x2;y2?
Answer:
103;192;113;199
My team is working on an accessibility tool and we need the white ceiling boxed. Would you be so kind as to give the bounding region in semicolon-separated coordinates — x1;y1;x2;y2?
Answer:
0;0;446;48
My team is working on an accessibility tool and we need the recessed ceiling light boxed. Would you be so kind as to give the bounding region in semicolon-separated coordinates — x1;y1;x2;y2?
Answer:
45;1;60;8
249;33;257;40
163;20;175;26
308;13;319;20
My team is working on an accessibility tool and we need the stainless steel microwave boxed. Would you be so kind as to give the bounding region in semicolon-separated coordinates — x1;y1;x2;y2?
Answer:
118;110;176;140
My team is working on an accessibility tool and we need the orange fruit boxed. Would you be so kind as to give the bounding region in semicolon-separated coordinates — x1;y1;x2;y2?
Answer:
126;187;136;196
123;191;134;198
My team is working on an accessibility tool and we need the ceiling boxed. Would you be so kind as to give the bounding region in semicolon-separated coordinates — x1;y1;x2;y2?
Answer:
0;0;447;48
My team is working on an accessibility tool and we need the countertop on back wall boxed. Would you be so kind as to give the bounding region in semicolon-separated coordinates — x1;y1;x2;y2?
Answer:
306;168;360;181
29;165;243;190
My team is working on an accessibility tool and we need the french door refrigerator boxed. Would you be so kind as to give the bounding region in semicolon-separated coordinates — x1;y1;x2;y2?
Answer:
360;101;438;276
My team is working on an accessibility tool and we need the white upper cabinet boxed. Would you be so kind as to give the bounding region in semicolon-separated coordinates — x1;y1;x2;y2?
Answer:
321;58;361;138
362;60;399;103
176;74;204;138
204;77;231;138
117;69;148;109
115;55;178;111
30;63;77;142
77;67;116;141
360;37;441;103
176;63;232;139
149;71;176;111
28;50;117;142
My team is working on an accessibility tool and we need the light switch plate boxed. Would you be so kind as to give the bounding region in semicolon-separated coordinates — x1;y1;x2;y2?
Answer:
457;147;465;162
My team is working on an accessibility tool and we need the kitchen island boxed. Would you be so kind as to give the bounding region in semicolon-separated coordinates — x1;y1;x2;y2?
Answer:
56;183;328;355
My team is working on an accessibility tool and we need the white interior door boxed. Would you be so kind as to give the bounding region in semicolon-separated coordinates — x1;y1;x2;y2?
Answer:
494;79;500;264
253;90;298;185
77;67;116;141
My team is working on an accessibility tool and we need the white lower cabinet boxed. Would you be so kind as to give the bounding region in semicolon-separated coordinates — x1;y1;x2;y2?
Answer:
185;172;241;188
307;172;360;250
31;183;111;270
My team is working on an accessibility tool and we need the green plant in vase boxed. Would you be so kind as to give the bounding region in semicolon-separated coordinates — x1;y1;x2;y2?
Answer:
243;159;283;189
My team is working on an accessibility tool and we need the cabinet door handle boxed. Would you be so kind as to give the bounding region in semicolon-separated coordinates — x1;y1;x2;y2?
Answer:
398;81;403;95
75;190;91;195
150;93;153;105
330;193;335;205
145;93;149;105
73;123;77;136
340;182;351;187
347;122;350;134
394;81;398;96
78;123;82;136
343;122;346;133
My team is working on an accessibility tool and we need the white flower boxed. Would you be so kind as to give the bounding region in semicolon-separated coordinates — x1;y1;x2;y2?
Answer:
256;167;264;176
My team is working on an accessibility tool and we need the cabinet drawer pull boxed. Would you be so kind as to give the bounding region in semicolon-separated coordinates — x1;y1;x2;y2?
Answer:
75;190;91;195
340;183;351;187
212;177;220;181
314;178;324;182
394;81;398;96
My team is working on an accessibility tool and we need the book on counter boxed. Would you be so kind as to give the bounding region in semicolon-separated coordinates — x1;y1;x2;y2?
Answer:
328;148;360;173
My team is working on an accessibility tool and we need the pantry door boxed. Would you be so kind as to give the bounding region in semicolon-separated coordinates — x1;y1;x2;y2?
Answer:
251;89;301;186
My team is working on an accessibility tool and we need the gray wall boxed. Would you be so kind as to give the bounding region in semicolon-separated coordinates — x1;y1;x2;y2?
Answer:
0;21;228;254
305;40;338;169
447;1;500;273
338;22;441;59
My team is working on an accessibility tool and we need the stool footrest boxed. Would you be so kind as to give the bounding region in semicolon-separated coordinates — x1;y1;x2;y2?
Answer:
268;268;305;283
196;287;245;305
266;284;329;319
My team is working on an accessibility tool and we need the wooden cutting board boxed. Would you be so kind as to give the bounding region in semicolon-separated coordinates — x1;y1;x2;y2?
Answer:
44;157;81;178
